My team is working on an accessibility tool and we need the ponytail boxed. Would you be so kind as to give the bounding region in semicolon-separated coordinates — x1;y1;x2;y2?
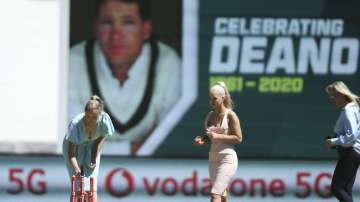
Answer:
215;81;233;109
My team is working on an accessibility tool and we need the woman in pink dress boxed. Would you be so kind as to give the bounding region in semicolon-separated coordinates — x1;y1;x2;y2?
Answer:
194;81;243;202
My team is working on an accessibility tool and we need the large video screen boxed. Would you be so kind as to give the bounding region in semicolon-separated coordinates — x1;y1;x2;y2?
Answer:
67;0;360;158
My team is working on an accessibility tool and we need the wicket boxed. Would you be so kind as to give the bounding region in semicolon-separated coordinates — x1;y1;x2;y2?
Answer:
71;175;94;202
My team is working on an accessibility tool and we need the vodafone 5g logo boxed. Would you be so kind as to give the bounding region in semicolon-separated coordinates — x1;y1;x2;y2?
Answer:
105;168;134;197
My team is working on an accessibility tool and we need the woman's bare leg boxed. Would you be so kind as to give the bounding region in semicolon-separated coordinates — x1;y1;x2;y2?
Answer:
221;189;227;202
211;193;222;202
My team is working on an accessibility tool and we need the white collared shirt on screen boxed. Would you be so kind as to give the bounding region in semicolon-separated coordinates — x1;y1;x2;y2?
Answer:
68;40;181;155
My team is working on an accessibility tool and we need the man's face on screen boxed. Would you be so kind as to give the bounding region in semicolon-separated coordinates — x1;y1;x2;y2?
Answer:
94;0;151;69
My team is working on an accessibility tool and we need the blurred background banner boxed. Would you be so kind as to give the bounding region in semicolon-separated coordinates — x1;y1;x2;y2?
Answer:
0;156;355;202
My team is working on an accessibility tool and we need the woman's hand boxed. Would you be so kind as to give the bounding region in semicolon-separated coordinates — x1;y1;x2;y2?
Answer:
325;139;334;149
207;126;224;134
206;127;221;140
89;162;96;169
73;167;81;177
194;136;206;146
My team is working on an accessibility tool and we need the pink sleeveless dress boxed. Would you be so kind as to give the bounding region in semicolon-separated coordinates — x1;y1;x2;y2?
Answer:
208;109;238;195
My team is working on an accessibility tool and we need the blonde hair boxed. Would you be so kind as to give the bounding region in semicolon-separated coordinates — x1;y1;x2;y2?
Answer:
212;81;233;109
326;81;359;107
84;95;104;112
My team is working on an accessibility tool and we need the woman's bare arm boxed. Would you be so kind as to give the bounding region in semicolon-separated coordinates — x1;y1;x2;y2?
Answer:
68;142;81;175
91;136;106;163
